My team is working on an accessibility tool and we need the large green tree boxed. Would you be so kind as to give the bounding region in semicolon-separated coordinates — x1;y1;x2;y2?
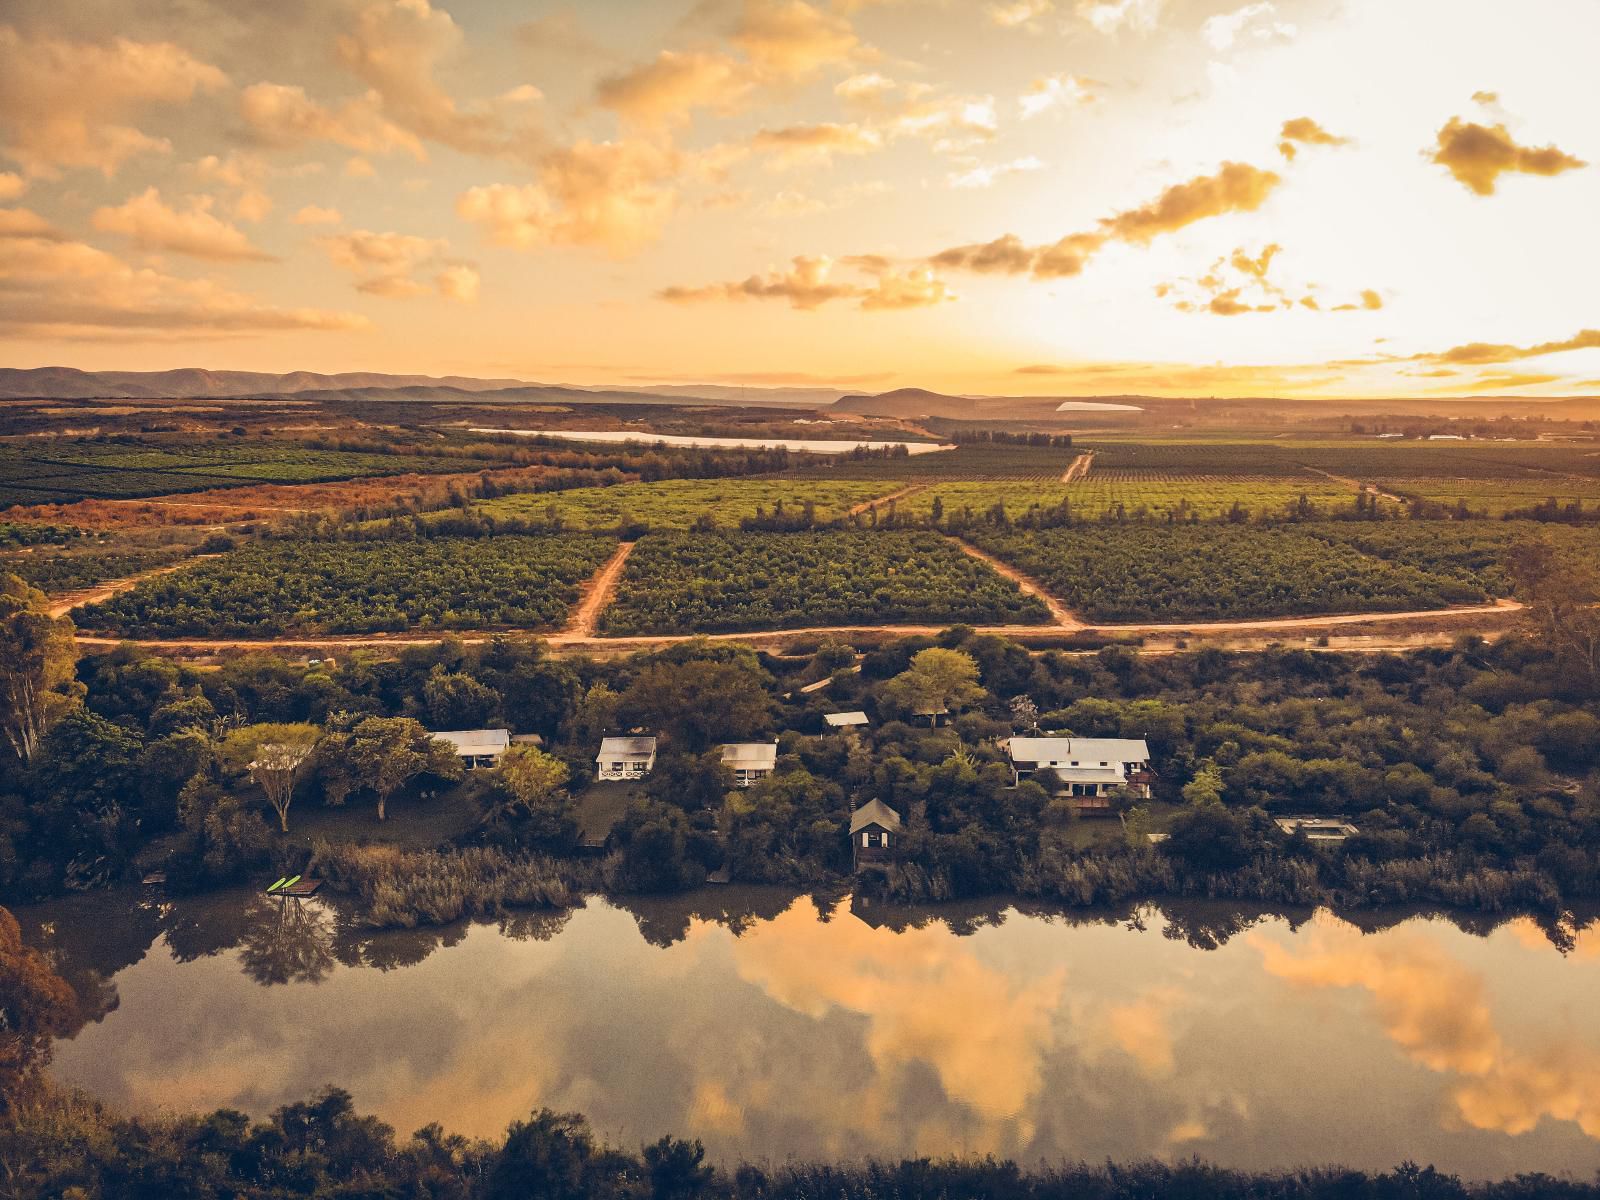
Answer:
0;574;80;766
223;723;322;832
881;647;987;725
345;716;461;821
621;657;772;749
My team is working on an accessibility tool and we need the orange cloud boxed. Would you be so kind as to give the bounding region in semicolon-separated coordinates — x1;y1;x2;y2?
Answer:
0;208;64;240
0;26;225;177
751;122;883;164
1254;920;1600;1139
319;229;475;303
1431;117;1586;195
457;139;681;257
238;82;424;159
1277;116;1349;160
1420;328;1600;365
928;162;1281;285
0;232;367;339
92;188;273;262
660;254;952;311
597;51;754;127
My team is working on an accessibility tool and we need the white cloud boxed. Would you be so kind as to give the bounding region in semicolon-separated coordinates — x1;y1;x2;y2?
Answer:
319;228;477;303
293;206;344;226
1019;74;1096;118
1075;0;1162;35
1202;2;1296;51
948;156;1044;188
986;0;1055;30
239;82;424;159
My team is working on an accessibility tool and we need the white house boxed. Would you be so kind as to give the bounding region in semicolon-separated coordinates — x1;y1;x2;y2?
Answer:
1004;736;1154;811
1275;817;1359;842
432;728;511;770
849;798;902;869
720;741;778;788
824;711;869;730
596;735;657;781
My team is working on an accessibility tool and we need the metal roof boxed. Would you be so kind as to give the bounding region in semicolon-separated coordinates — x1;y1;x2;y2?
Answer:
824;711;870;727
431;729;511;755
596;735;657;760
720;742;778;768
1005;736;1150;763
849;798;903;835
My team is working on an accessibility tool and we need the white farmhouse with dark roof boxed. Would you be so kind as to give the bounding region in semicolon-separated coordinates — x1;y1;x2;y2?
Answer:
431;728;511;770
720;741;778;788
1004;736;1154;813
596;735;657;781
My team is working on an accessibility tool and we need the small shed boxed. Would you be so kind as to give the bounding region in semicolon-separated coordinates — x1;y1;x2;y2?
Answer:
720;741;778;788
824;711;870;731
596;735;657;781
432;728;511;770
849;798;902;869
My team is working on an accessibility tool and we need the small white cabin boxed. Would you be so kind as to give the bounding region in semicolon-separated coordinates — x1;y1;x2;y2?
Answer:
596;735;657;781
720;741;778;788
824;711;870;730
432;728;511;770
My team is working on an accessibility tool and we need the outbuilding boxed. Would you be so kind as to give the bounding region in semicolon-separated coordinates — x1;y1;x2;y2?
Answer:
849;798;902;869
432;728;511;770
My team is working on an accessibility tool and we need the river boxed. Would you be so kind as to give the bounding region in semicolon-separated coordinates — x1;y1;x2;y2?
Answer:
15;888;1600;1177
468;428;956;454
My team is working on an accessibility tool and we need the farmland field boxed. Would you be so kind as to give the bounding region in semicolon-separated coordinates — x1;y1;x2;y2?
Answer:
0;441;494;506
1384;478;1600;515
466;478;899;530
794;442;1076;481
76;534;617;636
899;477;1370;522
1304;522;1600;594
598;531;1052;634
3;546;192;594
966;525;1492;622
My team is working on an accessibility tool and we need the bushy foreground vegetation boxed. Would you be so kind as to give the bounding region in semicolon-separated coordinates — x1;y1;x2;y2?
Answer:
6;1077;1592;1200
0;521;82;547
599;531;1052;634
967;525;1494;621
74;535;618;635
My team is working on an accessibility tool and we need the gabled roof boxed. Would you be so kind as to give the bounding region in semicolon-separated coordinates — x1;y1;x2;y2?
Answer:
850;798;902;835
720;742;778;768
431;729;511;755
596;735;657;761
824;711;870;727
1005;736;1150;763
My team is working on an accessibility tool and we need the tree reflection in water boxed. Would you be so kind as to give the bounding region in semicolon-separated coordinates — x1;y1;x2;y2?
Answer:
239;897;336;986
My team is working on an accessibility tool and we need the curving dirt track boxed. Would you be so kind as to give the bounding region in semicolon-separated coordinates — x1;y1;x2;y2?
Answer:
47;556;218;619
949;536;1081;628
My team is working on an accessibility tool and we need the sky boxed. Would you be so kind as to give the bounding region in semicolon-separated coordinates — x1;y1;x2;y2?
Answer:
0;0;1596;398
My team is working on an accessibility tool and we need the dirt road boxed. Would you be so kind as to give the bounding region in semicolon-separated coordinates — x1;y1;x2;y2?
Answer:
553;541;634;640
949;537;1082;628
1060;451;1094;484
71;598;1525;655
47;557;217;619
1301;466;1405;504
846;483;928;517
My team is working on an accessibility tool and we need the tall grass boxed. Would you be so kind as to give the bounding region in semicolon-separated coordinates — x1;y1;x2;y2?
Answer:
309;841;597;929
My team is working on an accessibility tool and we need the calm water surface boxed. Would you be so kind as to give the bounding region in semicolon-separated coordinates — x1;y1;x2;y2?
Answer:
17;889;1600;1176
469;428;956;455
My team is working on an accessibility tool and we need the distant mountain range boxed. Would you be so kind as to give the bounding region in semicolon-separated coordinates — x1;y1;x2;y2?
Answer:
2;367;1595;420
0;367;852;407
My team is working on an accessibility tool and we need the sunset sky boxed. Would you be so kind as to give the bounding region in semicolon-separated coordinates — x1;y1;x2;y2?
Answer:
1;0;1596;397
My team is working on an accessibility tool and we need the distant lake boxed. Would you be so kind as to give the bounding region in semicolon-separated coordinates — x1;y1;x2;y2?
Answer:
470;428;957;455
1054;401;1144;412
19;888;1600;1176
